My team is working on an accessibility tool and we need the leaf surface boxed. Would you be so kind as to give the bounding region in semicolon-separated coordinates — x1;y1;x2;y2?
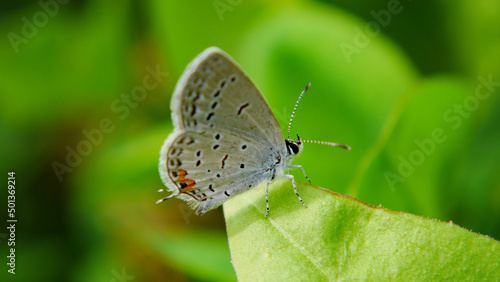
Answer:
224;181;500;280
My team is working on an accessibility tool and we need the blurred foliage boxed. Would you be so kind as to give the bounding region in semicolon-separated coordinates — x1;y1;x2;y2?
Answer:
0;0;499;281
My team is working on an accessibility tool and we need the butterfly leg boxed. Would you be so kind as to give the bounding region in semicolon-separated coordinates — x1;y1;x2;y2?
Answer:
265;180;271;218
284;174;307;208
265;171;276;218
288;165;311;184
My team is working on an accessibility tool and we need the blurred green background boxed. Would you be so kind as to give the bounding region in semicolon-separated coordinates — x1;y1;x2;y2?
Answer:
1;0;499;281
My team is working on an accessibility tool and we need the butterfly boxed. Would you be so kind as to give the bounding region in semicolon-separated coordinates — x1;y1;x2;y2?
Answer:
157;47;350;217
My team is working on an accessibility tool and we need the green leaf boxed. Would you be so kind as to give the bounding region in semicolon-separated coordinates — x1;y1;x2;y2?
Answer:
224;181;500;280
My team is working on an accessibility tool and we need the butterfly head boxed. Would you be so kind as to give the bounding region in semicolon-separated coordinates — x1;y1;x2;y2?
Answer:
285;134;304;157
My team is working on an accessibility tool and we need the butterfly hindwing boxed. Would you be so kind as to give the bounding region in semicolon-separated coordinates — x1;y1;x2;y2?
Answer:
161;129;274;213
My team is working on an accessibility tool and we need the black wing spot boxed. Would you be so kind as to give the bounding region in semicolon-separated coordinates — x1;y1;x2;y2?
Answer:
191;75;201;87
190;105;196;116
192;91;200;102
196;150;201;157
213;144;220;150
209;124;215;128
196;160;201;167
186;89;200;101
224;191;230;197
178;136;194;145
217;173;221;178
169;148;183;157
237;103;250;115
209;184;214;192
221;154;228;169
171;170;178;178
215;133;220;140
219;80;227;89
206;112;215;121
211;101;218;109
240;164;245;169
186;119;197;128
249;185;252;188
207;169;211;172
230;75;237;83
213;89;221;97
241;145;247;150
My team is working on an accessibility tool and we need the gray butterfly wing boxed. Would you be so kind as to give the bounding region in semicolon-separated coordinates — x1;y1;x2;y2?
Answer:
159;47;285;214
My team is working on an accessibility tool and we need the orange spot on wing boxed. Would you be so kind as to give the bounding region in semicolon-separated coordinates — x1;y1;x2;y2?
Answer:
177;169;187;180
176;169;196;192
180;179;196;192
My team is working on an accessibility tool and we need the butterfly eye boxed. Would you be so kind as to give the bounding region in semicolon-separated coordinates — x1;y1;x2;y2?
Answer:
286;141;300;155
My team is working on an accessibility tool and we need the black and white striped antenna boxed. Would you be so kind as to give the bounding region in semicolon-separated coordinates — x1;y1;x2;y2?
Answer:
288;83;310;139
288;83;351;151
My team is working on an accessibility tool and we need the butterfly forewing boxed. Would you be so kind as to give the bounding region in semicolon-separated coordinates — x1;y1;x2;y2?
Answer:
171;47;283;148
